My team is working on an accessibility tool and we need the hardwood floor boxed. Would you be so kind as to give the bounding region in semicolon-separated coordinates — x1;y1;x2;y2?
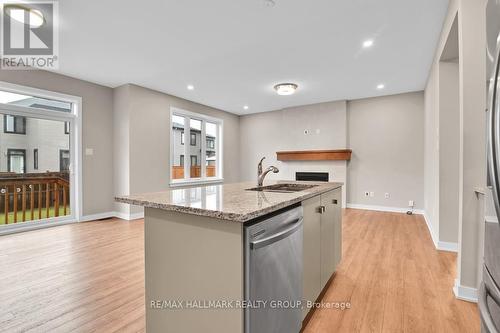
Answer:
304;209;480;333
0;209;479;332
0;218;145;333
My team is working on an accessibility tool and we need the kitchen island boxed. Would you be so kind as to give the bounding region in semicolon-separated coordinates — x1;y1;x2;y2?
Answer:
116;181;343;333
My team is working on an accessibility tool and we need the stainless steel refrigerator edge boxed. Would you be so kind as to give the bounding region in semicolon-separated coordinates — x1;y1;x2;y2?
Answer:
481;1;500;331
244;205;303;333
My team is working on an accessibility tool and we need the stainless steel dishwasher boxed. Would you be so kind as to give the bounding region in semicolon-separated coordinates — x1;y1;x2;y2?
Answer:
244;205;303;333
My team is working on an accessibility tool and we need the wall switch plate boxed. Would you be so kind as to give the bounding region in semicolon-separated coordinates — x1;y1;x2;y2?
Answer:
408;200;414;207
85;148;94;156
385;193;390;199
369;191;375;197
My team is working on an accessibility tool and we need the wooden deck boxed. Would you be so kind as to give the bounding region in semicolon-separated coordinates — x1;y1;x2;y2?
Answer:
0;209;479;332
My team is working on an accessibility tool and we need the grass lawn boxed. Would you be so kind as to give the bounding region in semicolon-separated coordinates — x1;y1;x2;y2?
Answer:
0;207;70;225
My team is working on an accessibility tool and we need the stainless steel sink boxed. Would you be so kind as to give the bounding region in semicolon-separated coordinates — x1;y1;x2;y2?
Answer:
246;183;318;193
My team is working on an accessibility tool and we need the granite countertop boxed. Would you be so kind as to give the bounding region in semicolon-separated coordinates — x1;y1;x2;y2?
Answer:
115;181;343;223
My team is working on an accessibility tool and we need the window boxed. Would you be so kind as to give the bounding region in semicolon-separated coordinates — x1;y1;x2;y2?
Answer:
4;115;26;134
60;150;70;172
7;149;26;173
170;108;222;184
64;121;70;134
207;138;215;149
33;149;38;170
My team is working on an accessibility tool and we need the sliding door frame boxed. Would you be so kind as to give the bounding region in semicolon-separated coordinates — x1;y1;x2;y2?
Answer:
0;81;82;235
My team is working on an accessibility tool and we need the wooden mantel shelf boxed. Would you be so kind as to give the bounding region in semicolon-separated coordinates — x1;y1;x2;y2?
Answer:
276;149;352;161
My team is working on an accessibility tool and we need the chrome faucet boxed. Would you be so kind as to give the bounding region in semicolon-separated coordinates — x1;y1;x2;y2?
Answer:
257;157;279;187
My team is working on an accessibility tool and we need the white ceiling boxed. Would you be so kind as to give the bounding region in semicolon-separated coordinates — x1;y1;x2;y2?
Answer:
56;0;449;115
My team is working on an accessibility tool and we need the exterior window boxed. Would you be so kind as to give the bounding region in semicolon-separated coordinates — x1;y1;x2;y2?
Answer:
7;149;26;173
207;138;215;149
4;115;26;134
33;149;38;170
64;121;70;134
170;108;222;184
60;150;70;172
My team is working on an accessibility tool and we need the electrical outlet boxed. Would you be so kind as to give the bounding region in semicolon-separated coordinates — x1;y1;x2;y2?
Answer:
409;200;414;207
385;193;390;199
364;191;369;197
370;191;375;197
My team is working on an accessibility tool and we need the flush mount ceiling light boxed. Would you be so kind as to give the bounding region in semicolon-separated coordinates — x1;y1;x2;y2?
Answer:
243;105;249;110
274;83;298;96
363;39;374;48
377;84;385;89
4;4;45;28
263;0;276;7
187;84;194;90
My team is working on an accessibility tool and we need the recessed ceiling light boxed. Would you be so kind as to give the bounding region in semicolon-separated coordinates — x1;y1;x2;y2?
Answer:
4;4;45;28
187;84;194;90
377;84;385;89
274;83;298;96
243;105;249;110
363;39;374;48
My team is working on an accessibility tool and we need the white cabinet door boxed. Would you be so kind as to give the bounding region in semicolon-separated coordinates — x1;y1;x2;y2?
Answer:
331;188;342;270
301;196;322;319
320;190;336;289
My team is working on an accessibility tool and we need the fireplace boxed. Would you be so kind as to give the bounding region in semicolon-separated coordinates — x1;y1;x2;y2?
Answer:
295;172;329;182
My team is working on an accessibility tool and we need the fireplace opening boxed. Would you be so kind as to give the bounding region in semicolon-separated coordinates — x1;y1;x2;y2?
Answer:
296;172;329;182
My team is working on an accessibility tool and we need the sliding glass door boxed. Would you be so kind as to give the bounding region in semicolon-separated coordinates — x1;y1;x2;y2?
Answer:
0;85;81;230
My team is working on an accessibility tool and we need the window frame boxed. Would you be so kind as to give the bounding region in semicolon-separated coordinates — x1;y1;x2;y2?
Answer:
0;81;83;234
33;148;38;170
4;114;26;134
170;107;223;186
190;132;196;146
7;148;26;173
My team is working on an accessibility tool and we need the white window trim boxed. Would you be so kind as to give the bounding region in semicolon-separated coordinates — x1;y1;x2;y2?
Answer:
170;107;223;187
0;81;83;232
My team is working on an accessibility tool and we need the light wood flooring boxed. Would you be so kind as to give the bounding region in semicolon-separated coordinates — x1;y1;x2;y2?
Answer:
0;209;479;332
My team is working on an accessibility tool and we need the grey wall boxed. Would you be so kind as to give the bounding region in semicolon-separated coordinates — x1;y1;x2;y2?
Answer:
424;0;487;291
347;92;425;210
438;60;460;244
0;70;114;216
239;101;348;206
114;84;240;216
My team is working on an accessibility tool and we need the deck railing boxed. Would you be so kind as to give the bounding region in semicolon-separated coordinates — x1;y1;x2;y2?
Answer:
0;172;70;224
172;166;216;179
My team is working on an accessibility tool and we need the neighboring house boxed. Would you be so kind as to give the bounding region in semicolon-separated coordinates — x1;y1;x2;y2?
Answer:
0;97;70;174
171;122;216;168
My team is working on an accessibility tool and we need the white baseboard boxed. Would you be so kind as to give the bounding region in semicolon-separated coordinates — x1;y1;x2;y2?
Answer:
113;210;144;221
346;203;424;215
453;279;478;303
437;241;459;252
422;213;459;253
423;212;438;248
80;211;116;222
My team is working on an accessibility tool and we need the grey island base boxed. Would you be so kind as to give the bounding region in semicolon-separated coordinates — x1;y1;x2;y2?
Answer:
116;181;343;333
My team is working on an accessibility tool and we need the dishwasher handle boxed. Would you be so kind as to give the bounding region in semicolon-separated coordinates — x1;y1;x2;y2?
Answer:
250;218;302;250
